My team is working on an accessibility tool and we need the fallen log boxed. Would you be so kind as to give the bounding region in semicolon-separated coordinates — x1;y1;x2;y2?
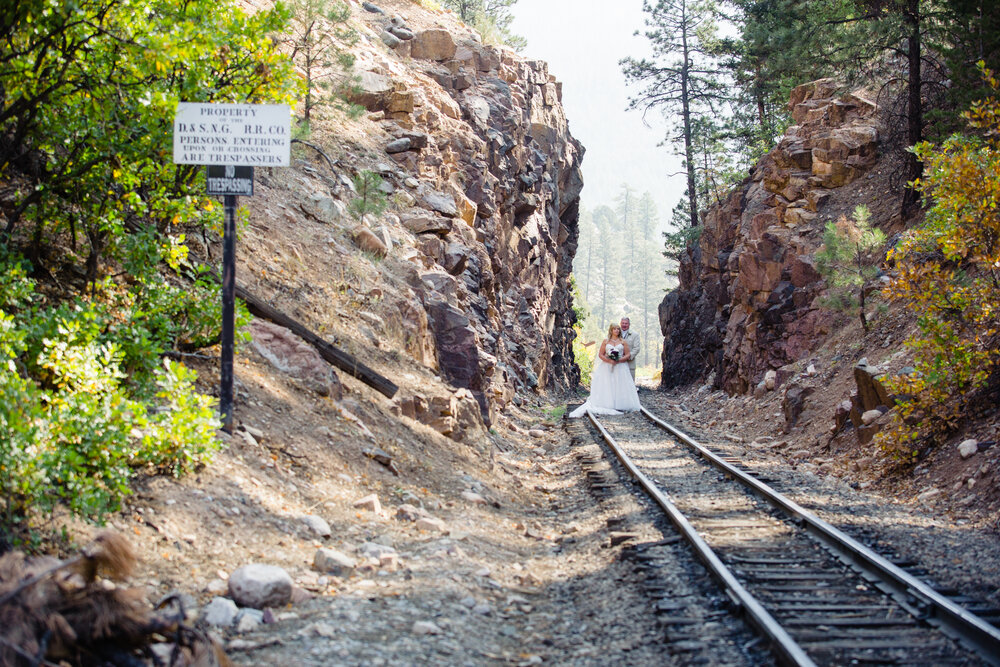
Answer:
234;284;398;399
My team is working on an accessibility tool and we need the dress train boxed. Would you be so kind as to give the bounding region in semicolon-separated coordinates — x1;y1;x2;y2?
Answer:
569;354;641;418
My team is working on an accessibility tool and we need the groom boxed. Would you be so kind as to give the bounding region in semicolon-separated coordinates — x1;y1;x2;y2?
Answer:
620;317;640;381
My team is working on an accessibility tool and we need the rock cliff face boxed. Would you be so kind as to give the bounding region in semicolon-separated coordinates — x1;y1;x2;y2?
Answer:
344;1;583;423
659;79;879;394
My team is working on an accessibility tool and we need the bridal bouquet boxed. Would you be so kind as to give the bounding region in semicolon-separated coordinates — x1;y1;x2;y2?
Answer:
608;349;621;361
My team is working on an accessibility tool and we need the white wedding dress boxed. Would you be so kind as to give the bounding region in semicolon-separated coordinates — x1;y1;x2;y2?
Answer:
569;342;642;418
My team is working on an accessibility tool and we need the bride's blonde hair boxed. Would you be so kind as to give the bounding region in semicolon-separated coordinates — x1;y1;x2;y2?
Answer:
608;324;621;339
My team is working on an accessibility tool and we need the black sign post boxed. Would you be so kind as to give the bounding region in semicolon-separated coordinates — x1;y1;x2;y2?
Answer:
207;165;254;432
219;194;238;433
207;166;252;432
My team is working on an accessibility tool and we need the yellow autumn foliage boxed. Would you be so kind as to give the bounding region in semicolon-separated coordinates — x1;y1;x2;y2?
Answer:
879;63;1000;458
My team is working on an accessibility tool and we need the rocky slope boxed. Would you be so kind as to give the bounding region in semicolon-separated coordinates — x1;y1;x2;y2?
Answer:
336;0;585;425
659;78;883;394
656;77;1000;520
238;0;582;443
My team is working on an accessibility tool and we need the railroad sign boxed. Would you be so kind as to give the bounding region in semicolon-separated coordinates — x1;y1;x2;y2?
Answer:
206;165;254;196
173;103;290;166
172;102;291;433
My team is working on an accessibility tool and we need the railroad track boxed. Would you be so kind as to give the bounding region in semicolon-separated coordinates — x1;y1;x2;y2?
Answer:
574;406;1000;667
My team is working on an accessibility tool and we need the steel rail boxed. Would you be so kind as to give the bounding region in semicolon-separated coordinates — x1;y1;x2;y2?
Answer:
584;410;817;667
639;405;1000;666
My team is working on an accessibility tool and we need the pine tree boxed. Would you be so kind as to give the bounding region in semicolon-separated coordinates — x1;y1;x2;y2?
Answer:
815;205;887;332
440;0;525;50
635;193;662;366
622;0;727;229
574;208;598;304
591;205;625;329
614;184;640;323
285;0;358;122
637;192;659;243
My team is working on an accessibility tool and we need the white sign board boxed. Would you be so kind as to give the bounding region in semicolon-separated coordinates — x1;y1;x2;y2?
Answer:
173;103;290;166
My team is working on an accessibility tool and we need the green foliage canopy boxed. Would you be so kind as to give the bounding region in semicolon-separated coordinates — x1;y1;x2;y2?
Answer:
0;0;302;539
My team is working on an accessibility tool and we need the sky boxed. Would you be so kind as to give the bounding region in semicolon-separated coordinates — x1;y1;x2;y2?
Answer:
510;0;685;231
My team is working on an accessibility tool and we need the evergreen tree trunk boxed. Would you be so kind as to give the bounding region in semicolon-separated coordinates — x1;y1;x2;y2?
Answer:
754;62;767;134
858;283;869;332
642;267;649;366
303;37;314;121
600;242;609;327
680;0;698;228
901;0;923;215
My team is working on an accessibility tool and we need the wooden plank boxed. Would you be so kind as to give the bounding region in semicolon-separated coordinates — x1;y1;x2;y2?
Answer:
797;638;947;650
234;284;398;398
655;616;702;625
746;572;843;581
784;617;918;627
772;604;895;613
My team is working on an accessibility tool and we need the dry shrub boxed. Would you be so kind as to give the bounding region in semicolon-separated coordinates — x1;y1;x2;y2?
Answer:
0;532;229;666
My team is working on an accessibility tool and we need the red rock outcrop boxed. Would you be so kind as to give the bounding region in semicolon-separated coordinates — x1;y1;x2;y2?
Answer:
659;79;879;393
344;2;583;423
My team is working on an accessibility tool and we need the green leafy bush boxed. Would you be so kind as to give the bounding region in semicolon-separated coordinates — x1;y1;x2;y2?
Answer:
573;337;595;389
0;256;222;536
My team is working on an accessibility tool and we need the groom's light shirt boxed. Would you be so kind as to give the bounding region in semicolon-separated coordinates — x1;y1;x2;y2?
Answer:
622;329;640;366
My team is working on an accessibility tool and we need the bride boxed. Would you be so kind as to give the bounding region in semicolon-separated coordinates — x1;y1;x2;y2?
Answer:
569;324;642;418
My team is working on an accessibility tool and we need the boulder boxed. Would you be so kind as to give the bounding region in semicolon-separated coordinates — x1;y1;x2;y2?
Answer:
249;319;342;398
380;30;401;48
764;370;777;390
386;91;414;114
410;29;456;61
201;597;239;627
834;399;853;432
422;191;458;217
313;548;357;576
228;564;293;610
958;439;978;459
402;212;452;236
353;493;382;513
782;384;813;432
415;516;448;533
352;226;389;258
424;299;484;411
854;362;894;412
234;608;264;634
347;71;393;111
299;514;332;538
386;138;412;154
388;25;414;41
300;194;346;224
861;409;882;425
